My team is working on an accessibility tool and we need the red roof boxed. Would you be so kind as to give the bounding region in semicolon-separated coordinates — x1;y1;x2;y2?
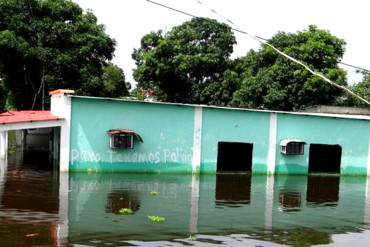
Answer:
0;111;62;125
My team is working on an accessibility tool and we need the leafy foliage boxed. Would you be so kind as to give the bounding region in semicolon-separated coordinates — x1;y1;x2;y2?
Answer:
232;26;347;111
132;17;236;103
350;73;370;107
0;0;116;110
102;63;130;98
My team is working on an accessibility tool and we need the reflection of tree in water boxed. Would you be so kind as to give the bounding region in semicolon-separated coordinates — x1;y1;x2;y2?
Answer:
106;189;140;214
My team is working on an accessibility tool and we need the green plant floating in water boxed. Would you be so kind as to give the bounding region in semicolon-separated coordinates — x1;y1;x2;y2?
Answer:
149;191;160;196
148;215;166;223
118;208;133;215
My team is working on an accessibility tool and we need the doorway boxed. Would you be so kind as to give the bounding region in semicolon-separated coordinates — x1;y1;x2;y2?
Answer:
8;127;60;171
217;142;253;172
308;144;342;174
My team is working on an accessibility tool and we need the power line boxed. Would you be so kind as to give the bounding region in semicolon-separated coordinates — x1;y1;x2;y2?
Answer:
194;0;370;74
145;0;370;106
146;0;197;18
339;62;370;73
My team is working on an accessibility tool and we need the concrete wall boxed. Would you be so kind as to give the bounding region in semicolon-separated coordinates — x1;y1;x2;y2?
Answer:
200;108;270;173
68;96;370;175
70;97;195;173
275;114;370;175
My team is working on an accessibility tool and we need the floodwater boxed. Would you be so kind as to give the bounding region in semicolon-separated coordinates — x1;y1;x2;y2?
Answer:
1;163;370;246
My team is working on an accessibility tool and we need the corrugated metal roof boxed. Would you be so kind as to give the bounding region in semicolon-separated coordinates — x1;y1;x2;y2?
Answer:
0;111;62;125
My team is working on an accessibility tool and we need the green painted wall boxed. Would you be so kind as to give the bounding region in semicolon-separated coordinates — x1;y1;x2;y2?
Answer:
200;108;270;174
70;97;194;173
69;97;370;175
276;114;370;175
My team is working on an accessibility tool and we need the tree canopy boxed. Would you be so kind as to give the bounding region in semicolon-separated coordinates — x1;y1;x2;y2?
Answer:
232;26;347;111
133;21;348;111
350;72;370;107
102;63;130;98
132;17;236;103
0;0;129;110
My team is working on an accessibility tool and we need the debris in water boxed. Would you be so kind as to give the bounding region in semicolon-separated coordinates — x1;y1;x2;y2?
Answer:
149;191;160;196
118;208;133;215
26;233;39;237
148;215;166;223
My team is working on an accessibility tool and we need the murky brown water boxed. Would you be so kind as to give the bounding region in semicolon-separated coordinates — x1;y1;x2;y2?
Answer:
1;161;370;246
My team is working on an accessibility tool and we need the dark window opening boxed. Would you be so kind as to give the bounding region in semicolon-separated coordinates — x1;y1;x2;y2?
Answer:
308;144;342;174
215;174;251;207
306;176;340;207
217;142;253;172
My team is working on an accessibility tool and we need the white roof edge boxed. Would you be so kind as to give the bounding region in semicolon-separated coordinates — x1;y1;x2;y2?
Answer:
70;95;370;121
280;139;307;146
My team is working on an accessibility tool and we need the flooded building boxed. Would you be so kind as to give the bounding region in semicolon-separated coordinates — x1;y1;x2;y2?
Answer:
1;89;370;175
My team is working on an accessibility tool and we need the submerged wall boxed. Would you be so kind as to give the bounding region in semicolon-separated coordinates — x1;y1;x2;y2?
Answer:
68;96;370;175
70;97;194;173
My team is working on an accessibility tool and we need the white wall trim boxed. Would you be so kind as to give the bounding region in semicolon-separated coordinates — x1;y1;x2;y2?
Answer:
189;175;200;234
267;113;277;175
265;176;274;230
192;106;203;173
51;95;72;173
0;131;8;174
57;173;69;245
0;120;63;132
367;130;370;176
364;177;370;224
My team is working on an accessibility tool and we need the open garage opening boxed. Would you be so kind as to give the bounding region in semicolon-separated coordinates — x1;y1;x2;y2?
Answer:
7;127;61;172
217;142;253;173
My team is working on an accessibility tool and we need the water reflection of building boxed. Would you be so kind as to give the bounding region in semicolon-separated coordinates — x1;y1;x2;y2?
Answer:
106;189;140;214
278;190;301;212
1;171;368;246
215;174;251;207
0;164;64;246
306;176;340;207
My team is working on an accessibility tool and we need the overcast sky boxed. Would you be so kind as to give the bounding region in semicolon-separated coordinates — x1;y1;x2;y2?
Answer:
73;0;370;86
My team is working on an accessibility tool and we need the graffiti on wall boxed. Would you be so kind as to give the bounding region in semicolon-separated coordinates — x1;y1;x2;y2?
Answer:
71;147;192;165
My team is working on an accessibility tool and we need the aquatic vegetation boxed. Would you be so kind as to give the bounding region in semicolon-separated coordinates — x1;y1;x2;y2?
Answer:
118;208;133;215
148;215;166;223
149;191;160;196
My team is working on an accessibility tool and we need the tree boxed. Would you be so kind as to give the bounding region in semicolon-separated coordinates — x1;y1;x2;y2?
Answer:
350;72;370;107
0;0;115;110
0;77;5;111
102;63;130;98
132;17;236;103
200;69;241;106
232;26;347;111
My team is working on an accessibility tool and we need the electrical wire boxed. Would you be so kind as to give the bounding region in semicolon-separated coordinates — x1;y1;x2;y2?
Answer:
339;62;370;74
145;0;370;106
